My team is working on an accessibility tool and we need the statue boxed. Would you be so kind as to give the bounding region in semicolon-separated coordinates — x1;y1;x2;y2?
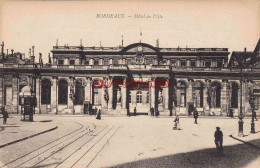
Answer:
117;88;121;103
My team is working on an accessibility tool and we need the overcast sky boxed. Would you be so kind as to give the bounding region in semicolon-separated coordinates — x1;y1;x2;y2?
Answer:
0;0;259;63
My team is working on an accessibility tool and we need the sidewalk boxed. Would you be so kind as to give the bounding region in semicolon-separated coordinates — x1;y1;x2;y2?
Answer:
0;115;58;147
230;131;260;149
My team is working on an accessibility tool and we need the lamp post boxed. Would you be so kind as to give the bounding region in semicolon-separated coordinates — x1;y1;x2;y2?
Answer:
249;90;255;133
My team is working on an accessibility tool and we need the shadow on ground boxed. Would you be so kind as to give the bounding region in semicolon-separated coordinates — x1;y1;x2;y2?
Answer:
111;140;260;168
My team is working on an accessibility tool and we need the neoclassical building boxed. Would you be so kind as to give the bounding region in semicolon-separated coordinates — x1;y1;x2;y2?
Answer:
0;40;260;116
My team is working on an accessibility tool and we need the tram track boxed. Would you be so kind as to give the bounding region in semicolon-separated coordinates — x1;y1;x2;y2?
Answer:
0;121;94;168
28;123;109;168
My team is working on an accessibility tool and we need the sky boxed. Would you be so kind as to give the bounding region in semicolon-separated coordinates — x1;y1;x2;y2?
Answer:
0;0;259;63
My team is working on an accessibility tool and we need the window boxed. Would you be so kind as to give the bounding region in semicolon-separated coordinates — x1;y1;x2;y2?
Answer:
159;59;167;65
85;58;89;65
192;82;203;107
128;92;131;103
104;59;109;65
217;61;223;68
94;89;99;105
146;92;149;104
94;59;99;65
181;60;186;67
211;82;221;108
136;91;142;103
58;60;64;65
191;61;196;67
205;61;211;68
41;79;51;104
69;60;75;65
74;80;85;105
177;81;186;107
171;60;176;66
146;59;153;64
230;83;238;108
58;79;68;104
114;59;118;65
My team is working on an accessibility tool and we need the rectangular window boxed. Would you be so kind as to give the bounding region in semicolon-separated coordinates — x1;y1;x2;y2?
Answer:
181;60;186;67
217;61;222;68
146;59;153;64
104;59;109;65
205;61;211;67
171;60;176;66
69;60;75;65
191;61;196;67
85;59;89;65
94;91;99;105
58;60;64;65
94;59;99;65
114;59;118;65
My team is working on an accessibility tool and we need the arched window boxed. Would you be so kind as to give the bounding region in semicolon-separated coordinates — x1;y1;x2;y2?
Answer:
177;81;186;107
192;82;204;107
74;80;85;105
230;83;238;108
136;91;142;103
41;79;51;104
58;79;68;104
211;82;221;108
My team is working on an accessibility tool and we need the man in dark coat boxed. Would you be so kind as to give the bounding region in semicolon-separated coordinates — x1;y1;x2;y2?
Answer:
134;107;137;116
96;109;101;120
2;106;8;124
214;127;223;153
193;107;199;124
150;107;154;116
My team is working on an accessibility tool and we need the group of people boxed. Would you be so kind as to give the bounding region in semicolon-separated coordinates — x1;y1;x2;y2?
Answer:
1;106;8;124
150;107;159;116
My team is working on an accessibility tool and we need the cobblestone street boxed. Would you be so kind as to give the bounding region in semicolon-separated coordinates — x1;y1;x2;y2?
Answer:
0;115;259;168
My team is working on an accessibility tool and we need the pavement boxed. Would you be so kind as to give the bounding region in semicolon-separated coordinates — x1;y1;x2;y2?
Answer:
0;115;259;168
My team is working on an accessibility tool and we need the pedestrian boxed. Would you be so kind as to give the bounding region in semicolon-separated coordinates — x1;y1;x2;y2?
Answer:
193;107;199;124
96;109;101;120
214;127;223;153
94;107;98;115
2;106;8;124
150;107;154;116
134;107;137;116
173;116;180;130
252;111;258;121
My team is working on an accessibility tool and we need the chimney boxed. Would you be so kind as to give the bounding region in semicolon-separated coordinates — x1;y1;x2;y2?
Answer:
39;53;42;64
156;39;159;48
32;46;35;56
48;53;51;64
244;47;247;52
11;49;14;57
6;49;8;57
1;42;4;59
29;48;31;57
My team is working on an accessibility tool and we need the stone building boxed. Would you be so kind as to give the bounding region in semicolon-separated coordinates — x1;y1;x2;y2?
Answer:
0;39;260;116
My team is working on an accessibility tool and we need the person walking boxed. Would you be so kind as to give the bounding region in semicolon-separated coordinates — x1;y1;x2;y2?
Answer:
193;107;199;124
134;107;137;116
214;127;223;153
173;116;180;130
2;106;8;124
252;111;258;121
96;109;101;120
150;107;154;116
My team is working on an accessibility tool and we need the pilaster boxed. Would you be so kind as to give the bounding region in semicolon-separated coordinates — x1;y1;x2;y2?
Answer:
51;76;58;114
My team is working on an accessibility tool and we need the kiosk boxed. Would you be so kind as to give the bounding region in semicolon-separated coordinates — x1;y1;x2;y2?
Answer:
19;86;35;121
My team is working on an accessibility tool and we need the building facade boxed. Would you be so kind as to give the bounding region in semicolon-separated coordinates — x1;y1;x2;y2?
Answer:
1;41;260;116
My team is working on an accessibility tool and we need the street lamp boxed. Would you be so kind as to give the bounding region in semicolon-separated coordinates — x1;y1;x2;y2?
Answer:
238;66;244;137
249;90;255;133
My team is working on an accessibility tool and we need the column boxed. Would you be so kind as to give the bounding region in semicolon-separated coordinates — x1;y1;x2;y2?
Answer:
221;79;228;116
68;77;74;114
51;76;58;114
204;79;210;115
12;76;18;114
102;77;108;110
36;77;41;114
108;77;113;109
122;78;127;109
187;78;193;103
150;78;156;109
0;76;3;107
164;78;169;110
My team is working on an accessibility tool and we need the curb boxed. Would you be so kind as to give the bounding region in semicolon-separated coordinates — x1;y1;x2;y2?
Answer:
229;134;260;150
0;126;58;149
